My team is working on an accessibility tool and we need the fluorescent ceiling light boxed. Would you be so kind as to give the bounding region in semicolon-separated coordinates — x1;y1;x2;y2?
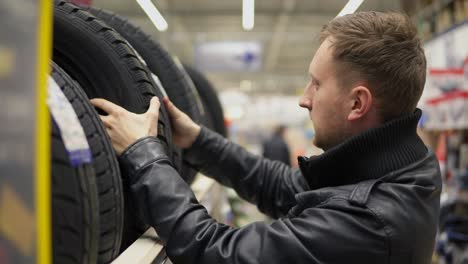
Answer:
243;0;255;30
136;0;168;32
336;0;364;17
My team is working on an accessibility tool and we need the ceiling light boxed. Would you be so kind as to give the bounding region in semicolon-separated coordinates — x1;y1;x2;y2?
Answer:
136;0;168;32
336;0;364;17
243;0;255;31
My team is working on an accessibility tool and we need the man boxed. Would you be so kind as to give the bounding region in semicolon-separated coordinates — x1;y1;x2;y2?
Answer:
92;12;441;263
262;125;291;166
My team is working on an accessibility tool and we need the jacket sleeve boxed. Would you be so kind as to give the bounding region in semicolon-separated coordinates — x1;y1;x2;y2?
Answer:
119;137;387;264
183;127;309;218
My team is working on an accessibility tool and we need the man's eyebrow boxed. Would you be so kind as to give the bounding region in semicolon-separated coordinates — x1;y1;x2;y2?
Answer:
309;73;320;84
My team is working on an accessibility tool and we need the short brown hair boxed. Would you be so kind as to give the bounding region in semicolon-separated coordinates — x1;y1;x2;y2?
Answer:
320;12;426;121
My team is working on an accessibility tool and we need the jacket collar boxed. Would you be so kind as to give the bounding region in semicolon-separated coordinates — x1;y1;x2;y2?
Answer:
298;109;427;189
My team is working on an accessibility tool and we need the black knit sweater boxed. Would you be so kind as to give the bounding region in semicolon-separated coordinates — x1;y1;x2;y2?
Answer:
298;109;428;189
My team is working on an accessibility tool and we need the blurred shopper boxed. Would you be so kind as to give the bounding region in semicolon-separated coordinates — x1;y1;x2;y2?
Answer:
262;125;291;166
92;12;441;264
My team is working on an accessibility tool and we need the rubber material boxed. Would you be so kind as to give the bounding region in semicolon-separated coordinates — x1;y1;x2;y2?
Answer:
88;8;201;124
184;65;227;137
51;118;99;264
53;0;173;252
51;62;124;263
88;8;205;183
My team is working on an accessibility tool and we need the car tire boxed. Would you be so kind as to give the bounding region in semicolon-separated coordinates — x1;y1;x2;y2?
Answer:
51;116;99;264
51;62;124;263
53;0;173;252
88;8;203;183
88;8;201;125
183;65;227;137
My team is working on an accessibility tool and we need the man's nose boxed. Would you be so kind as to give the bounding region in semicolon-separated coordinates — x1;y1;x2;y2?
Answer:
298;97;312;109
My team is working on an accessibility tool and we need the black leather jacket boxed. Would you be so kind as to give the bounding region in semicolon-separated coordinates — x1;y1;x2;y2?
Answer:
119;109;441;264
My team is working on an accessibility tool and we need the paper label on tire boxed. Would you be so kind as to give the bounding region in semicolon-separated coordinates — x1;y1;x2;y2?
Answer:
47;76;92;166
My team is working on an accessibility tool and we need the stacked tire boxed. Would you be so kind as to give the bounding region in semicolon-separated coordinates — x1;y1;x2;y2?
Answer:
87;8;202;184
49;1;227;263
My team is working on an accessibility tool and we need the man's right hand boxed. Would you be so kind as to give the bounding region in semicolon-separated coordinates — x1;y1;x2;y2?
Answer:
163;97;201;149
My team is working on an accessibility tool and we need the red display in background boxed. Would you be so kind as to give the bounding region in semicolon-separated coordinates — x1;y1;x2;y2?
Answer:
427;90;468;105
69;0;92;7
436;132;447;179
429;68;465;75
422;60;468;130
428;67;465;94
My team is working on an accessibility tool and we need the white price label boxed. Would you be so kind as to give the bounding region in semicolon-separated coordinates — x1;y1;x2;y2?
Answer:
47;76;91;166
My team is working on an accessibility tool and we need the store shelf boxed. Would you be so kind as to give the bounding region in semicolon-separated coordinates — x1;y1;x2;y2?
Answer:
111;174;217;264
414;0;468;40
111;228;163;264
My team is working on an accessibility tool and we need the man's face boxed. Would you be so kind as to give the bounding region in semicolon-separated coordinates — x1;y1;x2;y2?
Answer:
299;38;350;150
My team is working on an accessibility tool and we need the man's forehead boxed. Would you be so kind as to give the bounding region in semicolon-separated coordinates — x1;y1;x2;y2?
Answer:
309;39;334;76
308;61;314;75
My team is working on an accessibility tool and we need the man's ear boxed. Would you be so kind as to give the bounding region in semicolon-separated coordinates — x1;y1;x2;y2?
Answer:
347;86;372;121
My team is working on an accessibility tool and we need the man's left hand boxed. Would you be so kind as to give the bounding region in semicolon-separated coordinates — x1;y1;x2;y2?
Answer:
90;97;160;155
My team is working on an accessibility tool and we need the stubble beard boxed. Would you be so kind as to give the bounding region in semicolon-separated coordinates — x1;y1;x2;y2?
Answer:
313;125;350;151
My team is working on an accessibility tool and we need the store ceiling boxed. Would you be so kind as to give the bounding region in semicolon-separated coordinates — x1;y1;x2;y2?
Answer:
91;0;402;94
